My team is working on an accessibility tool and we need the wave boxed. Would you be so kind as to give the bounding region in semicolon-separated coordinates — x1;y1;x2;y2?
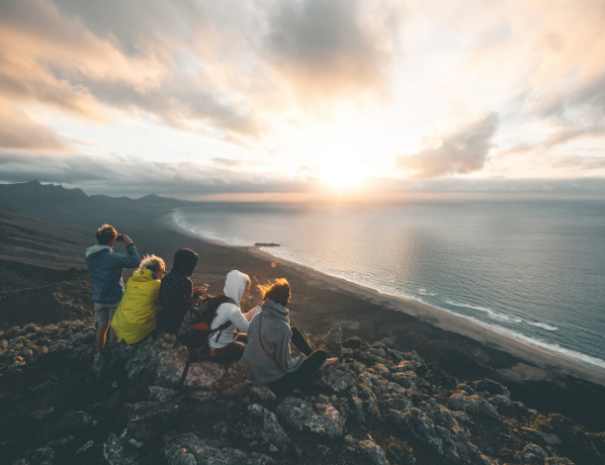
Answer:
417;288;438;296
526;321;559;331
444;299;522;323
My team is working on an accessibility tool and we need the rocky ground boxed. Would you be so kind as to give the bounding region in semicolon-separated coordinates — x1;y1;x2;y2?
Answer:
1;319;604;465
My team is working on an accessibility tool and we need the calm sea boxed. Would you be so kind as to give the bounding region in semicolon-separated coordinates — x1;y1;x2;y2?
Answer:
173;200;605;370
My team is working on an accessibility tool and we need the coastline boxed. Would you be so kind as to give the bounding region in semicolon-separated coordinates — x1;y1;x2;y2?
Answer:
167;209;605;387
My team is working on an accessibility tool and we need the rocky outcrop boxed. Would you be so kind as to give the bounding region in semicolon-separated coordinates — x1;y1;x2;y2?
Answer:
2;324;604;465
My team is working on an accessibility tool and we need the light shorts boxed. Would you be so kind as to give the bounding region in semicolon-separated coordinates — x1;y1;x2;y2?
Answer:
94;302;120;327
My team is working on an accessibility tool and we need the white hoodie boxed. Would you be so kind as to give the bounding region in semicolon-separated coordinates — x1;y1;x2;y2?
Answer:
209;270;253;348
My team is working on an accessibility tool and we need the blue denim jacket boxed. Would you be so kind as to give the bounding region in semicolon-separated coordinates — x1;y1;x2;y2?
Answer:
84;243;140;304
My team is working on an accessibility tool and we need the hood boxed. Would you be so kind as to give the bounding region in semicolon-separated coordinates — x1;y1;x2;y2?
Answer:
223;270;249;305
261;299;289;322
171;248;198;276
86;245;110;258
132;269;158;282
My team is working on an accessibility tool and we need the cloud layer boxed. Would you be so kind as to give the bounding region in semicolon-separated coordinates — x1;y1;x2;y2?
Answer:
0;0;603;196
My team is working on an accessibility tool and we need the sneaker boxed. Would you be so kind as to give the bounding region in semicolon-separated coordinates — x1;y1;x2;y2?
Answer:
320;358;338;370
92;352;105;377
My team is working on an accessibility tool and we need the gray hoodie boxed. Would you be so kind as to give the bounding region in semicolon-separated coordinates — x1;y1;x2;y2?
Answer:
241;300;305;385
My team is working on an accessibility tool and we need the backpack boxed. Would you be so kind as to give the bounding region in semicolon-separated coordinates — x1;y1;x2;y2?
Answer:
177;294;234;351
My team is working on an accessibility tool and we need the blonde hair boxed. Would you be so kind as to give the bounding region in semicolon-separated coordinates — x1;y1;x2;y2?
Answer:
258;278;291;307
137;254;165;274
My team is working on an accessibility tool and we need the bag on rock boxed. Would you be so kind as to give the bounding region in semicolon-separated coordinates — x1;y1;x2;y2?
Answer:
177;294;234;351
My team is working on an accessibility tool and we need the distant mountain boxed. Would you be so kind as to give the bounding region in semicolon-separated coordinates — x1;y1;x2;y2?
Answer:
0;180;194;224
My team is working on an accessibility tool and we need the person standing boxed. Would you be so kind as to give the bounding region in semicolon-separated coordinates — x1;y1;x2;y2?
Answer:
85;224;140;353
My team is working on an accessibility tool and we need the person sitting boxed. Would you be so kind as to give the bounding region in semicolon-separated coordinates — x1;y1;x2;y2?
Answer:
207;270;257;365
111;255;166;345
158;248;206;334
241;278;338;397
85;224;140;353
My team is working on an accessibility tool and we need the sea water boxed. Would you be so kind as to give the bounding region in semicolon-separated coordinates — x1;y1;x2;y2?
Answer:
173;200;605;371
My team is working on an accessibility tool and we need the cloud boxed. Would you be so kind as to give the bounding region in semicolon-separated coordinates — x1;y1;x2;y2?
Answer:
0;0;261;138
266;0;403;100
397;113;500;179
0;106;72;152
0;151;314;197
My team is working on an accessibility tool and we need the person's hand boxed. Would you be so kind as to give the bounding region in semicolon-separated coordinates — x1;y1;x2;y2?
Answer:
122;235;133;245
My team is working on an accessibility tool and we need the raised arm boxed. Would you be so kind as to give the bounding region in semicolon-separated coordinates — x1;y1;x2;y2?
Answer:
114;238;140;268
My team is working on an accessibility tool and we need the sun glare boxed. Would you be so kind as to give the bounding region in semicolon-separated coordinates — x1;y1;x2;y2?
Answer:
315;146;370;190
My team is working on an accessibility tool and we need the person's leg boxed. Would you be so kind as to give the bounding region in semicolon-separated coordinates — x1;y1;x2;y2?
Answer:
96;323;110;352
268;349;327;396
236;333;248;344
212;341;246;365
107;304;119;344
291;326;313;356
94;303;110;352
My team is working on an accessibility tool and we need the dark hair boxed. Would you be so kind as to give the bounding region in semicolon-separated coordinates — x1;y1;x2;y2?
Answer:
95;224;118;245
259;278;291;307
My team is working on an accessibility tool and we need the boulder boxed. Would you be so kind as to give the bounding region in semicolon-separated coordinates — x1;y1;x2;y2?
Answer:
358;439;390;465
104;430;140;465
448;392;499;420
277;397;344;439
545;458;575;465
250;385;277;402
164;432;274;465
316;364;355;393
247;404;289;446
59;410;93;429
516;443;548;462
323;325;343;358
127;401;180;440
344;336;362;349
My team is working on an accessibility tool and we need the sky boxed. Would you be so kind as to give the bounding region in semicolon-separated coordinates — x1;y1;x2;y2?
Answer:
0;0;604;200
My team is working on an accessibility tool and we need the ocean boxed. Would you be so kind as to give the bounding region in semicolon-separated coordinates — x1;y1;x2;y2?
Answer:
173;199;605;371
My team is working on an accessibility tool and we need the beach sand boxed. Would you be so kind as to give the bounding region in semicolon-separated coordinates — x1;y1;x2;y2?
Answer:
2;204;605;431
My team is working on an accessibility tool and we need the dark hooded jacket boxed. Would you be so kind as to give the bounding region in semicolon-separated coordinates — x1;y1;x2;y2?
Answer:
158;248;200;334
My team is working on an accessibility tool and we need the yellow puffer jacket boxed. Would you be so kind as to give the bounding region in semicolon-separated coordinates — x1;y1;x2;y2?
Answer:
112;269;161;344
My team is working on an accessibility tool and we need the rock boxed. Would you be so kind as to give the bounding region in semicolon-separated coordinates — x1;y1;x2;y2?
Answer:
0;339;7;350
358;385;382;421
250;385;277;402
389;408;444;455
33;447;55;462
471;379;510;398
164;432;274;465
6;326;20;338
388;371;418;388
358;439;390;465
323;325;343;358
248;404;289;446
545;458;575;465
32;407;55;420
11;460;30;465
104;430;139;465
277;397;344;439
127;401;180;440
516;443;548;461
386;437;416;465
22;323;40;334
317;365;355;393
344;337;362;349
148;386;178;402
76;440;95;454
522;427;561;445
448;392;499;419
348;396;366;424
60;410;93;429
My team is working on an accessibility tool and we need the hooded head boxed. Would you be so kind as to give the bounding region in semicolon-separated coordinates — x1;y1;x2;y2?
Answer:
171;249;199;277
223;270;251;305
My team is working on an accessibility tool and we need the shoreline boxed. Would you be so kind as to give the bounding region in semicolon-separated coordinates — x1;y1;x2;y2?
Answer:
167;209;605;387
